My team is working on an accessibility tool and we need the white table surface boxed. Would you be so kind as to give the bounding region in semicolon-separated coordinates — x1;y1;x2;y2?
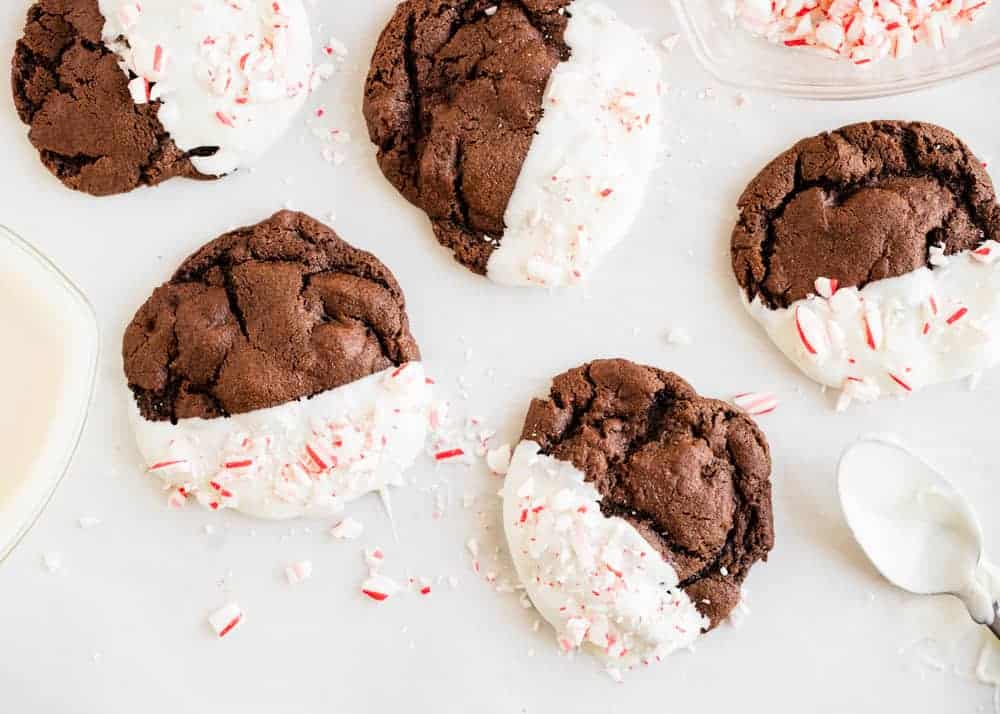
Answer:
1;2;998;712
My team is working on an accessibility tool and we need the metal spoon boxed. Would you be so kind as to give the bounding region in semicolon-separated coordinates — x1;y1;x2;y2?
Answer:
838;437;1000;640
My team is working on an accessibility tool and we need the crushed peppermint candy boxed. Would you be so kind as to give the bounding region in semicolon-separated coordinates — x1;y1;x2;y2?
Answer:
330;518;364;540
486;444;512;475
425;403;496;466
732;392;779;416
666;327;693;346
166;486;189;510
661;33;681;52
285;560;313;585
361;574;401;602
728;0;993;65
814;276;839;298
364;546;386;573
208;602;244;638
321;37;348;60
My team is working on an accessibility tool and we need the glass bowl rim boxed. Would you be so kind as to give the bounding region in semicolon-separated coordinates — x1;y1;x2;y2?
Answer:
0;224;100;563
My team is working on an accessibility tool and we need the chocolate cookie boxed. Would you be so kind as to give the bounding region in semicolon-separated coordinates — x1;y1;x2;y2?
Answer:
519;358;774;627
12;0;210;196
124;210;420;423
732;120;1000;309
124;211;430;520
363;0;663;286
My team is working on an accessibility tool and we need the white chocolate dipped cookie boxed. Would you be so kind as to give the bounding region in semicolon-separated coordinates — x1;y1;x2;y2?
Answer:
364;0;662;288
123;211;431;518
13;0;317;195
732;121;1000;409
502;359;774;677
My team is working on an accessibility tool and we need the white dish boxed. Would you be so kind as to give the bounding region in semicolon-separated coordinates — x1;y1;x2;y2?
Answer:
0;226;98;561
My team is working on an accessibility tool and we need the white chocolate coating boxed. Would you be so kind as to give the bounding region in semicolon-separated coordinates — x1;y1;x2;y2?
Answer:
745;244;1000;407
99;0;313;176
486;1;662;288
502;441;706;669
131;363;432;519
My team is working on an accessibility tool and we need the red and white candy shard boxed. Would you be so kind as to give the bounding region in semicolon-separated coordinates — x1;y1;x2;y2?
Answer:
486;443;513;475
484;1;663;288
330;517;364;540
364;547;386;573
96;0;316;176
501;442;707;670
732;392;779;416
285;560;313;585
361;574;401;602
208;602;244;638
132;363;433;519
744;247;1000;407
728;0;992;65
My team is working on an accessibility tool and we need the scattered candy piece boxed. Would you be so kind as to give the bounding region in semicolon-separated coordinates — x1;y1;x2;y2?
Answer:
364;547;385;572
486;444;512;475
361;574;401;602
972;240;1000;264
330;518;364;540
166;487;188;509
814;277;839;299
660;34;680;52
285;560;313;585
666;327;692;346
435;448;465;462
732;392;779;416
208;602;244;638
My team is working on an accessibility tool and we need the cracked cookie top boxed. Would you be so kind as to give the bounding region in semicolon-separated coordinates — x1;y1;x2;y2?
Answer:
123;211;421;423
519;359;774;626
12;0;211;196
363;0;570;274
732;120;1000;309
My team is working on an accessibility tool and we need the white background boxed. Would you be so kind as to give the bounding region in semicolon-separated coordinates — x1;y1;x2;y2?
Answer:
1;1;998;712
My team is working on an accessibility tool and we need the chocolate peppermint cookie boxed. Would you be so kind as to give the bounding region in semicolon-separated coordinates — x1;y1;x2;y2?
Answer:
124;211;430;519
363;0;663;287
732;120;1000;409
501;359;774;671
12;0;313;196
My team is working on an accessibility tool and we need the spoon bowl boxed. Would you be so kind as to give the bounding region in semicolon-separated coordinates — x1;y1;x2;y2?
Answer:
838;437;999;636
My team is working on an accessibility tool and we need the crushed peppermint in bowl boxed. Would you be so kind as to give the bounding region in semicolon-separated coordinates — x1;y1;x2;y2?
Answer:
672;0;1000;99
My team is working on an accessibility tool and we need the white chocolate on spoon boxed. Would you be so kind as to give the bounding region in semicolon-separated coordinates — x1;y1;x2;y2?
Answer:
839;437;1000;639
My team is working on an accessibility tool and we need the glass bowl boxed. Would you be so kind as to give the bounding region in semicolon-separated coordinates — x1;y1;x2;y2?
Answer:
0;226;99;562
671;0;1000;100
